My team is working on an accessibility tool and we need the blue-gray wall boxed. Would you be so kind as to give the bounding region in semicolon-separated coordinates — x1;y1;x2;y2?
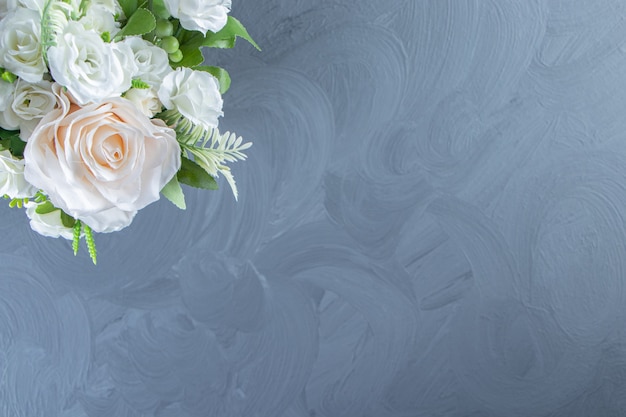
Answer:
2;0;625;415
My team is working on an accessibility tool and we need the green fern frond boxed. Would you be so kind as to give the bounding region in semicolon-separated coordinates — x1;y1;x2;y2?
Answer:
41;0;72;64
159;110;252;199
84;224;97;265
72;219;82;256
131;79;150;89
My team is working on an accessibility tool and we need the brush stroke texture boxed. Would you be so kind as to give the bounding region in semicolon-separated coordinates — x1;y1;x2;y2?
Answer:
0;0;624;415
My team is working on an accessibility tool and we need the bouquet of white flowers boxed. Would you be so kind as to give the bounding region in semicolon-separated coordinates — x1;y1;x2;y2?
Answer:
0;0;258;263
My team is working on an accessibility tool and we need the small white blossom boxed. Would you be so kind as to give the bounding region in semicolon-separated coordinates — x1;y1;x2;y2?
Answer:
158;67;223;129
124;87;162;117
123;36;171;87
79;5;120;36
25;202;74;240
163;0;230;34
0;149;37;198
89;0;119;15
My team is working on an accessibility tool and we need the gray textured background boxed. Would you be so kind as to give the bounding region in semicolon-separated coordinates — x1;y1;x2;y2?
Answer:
2;0;626;415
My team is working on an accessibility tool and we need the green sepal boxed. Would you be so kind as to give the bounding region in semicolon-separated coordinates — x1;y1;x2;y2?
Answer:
1;70;16;83
101;31;111;42
34;191;47;203
202;16;261;50
114;8;156;40
195;65;231;94
35;201;57;215
161;173;186;209
131;79;150;89
61;211;76;228
8;197;27;208
177;156;218;190
79;0;90;17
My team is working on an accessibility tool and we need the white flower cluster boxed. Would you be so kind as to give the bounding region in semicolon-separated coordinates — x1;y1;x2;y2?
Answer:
0;0;252;262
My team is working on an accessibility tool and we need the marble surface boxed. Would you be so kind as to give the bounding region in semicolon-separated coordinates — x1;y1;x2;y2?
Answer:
3;0;626;415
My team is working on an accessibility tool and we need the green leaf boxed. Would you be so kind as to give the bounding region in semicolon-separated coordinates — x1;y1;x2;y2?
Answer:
171;45;204;68
195;66;231;94
114;8;156;40
161;174;186;209
10;137;25;157
177;157;218;190
178;28;204;49
35;201;57;215
0;128;20;141
62;211;77;229
0;128;25;157
151;0;170;19
118;0;138;20
202;16;261;51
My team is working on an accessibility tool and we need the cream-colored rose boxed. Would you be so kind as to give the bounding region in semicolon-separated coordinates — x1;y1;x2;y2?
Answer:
23;84;181;233
0;149;37;198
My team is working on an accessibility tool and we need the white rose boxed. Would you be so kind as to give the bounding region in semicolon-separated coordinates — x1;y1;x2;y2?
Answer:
79;5;120;36
163;0;230;34
0;7;46;83
0;0;8;18
158;67;223;129
123;37;171;87
0;79;15;112
48;21;137;105
125;87;162;117
89;0;119;15
0;79;59;140
0;0;45;20
25;202;74;240
0;149;37;198
24;85;181;233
